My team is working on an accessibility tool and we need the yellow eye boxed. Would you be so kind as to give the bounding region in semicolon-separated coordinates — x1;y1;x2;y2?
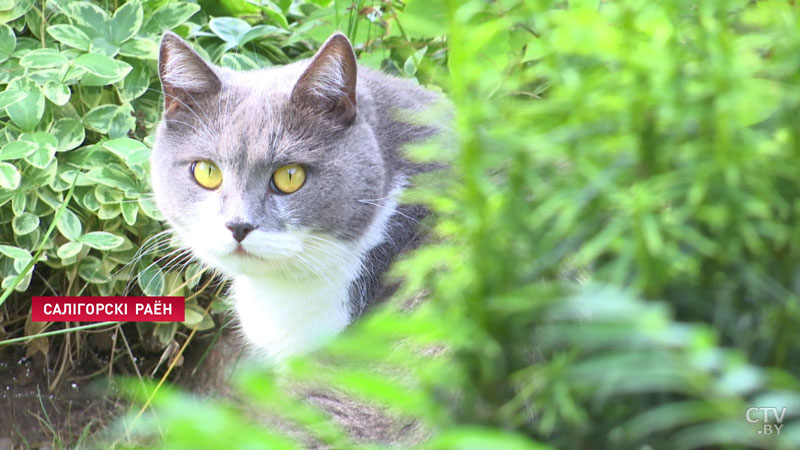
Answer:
272;164;306;194
191;160;222;189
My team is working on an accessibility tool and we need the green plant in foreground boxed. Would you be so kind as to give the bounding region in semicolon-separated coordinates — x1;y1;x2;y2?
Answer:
4;0;800;449
117;0;800;449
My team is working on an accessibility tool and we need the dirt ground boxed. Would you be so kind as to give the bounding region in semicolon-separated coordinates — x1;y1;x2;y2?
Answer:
0;350;124;448
0;315;238;449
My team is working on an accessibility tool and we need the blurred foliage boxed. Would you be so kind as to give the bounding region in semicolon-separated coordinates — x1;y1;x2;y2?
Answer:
3;0;800;448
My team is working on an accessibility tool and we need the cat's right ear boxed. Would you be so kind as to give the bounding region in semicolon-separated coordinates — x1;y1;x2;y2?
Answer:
158;32;221;116
291;33;358;126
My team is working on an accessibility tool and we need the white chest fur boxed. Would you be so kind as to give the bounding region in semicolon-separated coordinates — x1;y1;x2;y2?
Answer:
232;271;352;362
229;191;400;362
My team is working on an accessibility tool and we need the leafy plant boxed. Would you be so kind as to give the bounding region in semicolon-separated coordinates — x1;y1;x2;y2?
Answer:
123;0;800;449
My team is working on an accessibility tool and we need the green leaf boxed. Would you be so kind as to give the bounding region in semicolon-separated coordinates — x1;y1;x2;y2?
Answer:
0;58;19;84
118;37;158;59
167;272;186;296
56;242;83;259
0;24;15;61
94;185;124;204
120;200;138;225
42;80;71;106
10;191;25;215
0;140;37;161
0;88;24;110
11;212;39;235
46;24;91;51
108;103;136;139
209;17;251;47
81;189;100;211
78;256;108;284
139;196;163;220
0;244;30;260
117;60;151;101
62;2;109;39
0;0;33;24
51;118;85;152
83;104;118;133
25;70;64;89
80;71;130;87
182;304;214;330
79;86;103;108
239;25;284;47
19;48;69;69
19;132;58;169
184;263;203;289
79;231;125;250
89;36;119;58
26;163;57;189
198;0;260;16
6;78;44;132
404;55;417;77
220;53;259;71
396;0;448;39
62;64;88;85
138;265;165;296
57;208;82;241
9;258;34;277
110;0;143;45
0;161;20;189
182;305;203;325
2;271;32;292
74;53;131;79
97;203;120;220
154;322;176;346
261;5;289;29
103;138;150;166
86;165;138;193
145;2;200;33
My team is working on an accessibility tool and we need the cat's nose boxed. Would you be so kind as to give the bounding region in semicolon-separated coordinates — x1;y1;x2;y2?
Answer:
226;222;255;242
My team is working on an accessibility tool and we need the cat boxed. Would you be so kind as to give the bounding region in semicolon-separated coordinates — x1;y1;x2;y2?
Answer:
151;31;447;363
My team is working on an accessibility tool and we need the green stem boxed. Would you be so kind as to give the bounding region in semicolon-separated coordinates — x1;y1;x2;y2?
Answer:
391;7;420;67
0;321;117;347
38;1;47;48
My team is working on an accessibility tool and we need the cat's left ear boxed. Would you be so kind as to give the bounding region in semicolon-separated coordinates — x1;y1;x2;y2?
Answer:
291;33;357;126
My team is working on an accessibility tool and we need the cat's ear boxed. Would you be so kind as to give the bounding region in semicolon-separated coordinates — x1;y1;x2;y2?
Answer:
291;33;358;126
158;32;221;115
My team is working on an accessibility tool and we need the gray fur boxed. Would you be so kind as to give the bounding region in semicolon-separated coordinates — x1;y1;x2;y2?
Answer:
151;32;447;335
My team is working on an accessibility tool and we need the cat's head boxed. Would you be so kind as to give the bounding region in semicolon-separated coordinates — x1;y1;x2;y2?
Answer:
151;32;389;278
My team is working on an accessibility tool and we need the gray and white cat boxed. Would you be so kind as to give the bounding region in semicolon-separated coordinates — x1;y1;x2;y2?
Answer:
151;32;445;362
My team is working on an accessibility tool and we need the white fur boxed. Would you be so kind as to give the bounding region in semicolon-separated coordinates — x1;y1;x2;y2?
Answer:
175;188;401;363
305;54;347;99
162;42;214;91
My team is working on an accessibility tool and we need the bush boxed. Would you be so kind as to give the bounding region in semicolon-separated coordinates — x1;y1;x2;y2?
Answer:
3;0;800;449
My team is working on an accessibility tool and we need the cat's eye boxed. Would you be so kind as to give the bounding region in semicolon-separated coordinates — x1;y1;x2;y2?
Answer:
191;160;223;190
272;164;306;194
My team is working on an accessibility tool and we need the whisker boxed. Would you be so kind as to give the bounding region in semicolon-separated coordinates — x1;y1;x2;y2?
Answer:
358;200;418;224
125;247;187;295
111;231;176;282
